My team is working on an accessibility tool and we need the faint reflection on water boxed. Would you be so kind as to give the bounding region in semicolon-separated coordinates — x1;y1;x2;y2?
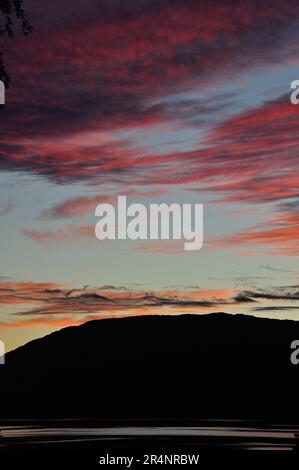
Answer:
1;421;299;451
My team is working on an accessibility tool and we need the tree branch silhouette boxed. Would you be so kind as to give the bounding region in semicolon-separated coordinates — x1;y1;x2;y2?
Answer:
0;0;33;87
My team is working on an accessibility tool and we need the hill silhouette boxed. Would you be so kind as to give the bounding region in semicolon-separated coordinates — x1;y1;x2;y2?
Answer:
1;313;299;421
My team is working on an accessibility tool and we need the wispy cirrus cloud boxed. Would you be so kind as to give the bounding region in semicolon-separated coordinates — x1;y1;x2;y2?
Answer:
2;278;299;331
213;210;299;256
1;0;299;183
15;92;299;257
40;189;167;220
23;225;94;245
0;279;237;321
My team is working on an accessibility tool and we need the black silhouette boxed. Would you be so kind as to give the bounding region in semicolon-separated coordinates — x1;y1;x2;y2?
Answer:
0;0;32;86
1;313;299;422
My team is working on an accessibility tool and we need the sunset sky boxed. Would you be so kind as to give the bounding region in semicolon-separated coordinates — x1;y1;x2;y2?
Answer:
1;0;299;351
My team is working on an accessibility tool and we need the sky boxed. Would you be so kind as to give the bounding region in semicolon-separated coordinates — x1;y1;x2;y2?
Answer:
1;0;299;351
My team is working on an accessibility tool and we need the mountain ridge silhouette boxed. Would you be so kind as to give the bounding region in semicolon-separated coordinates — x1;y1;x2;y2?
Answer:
1;313;299;421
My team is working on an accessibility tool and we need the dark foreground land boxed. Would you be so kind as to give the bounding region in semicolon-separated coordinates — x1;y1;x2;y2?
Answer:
0;313;299;467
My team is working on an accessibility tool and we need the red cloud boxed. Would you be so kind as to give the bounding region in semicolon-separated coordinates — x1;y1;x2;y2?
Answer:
1;0;299;167
18;95;299;256
23;225;94;245
216;212;299;256
1;0;299;257
41;189;167;219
